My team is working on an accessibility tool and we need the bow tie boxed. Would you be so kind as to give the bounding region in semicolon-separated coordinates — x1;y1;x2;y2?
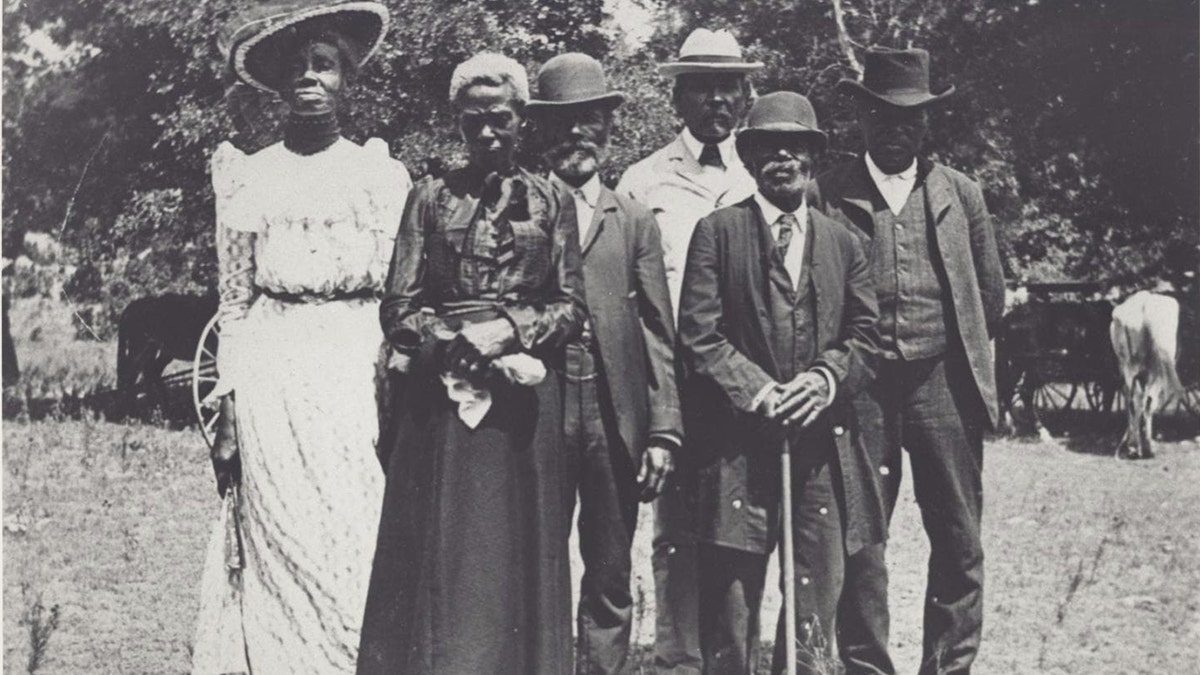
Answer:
698;143;724;169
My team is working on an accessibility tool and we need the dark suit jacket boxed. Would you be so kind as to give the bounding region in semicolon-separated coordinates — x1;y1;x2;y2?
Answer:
581;186;683;459
810;157;1005;427
677;197;883;555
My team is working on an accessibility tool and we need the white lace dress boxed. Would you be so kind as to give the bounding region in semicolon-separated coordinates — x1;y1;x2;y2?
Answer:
191;137;411;674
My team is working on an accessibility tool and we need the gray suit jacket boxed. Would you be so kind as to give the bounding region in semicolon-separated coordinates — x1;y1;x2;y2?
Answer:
581;186;683;460
810;157;1005;427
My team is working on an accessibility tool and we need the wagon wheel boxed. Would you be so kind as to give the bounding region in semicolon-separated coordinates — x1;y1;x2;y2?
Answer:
192;314;221;448
1033;381;1077;411
1178;385;1200;421
1084;380;1117;413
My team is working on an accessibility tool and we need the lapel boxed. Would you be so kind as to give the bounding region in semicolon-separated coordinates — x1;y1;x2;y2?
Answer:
808;208;838;349
743;199;782;378
581;187;618;258
662;134;727;202
833;156;880;235
922;160;957;240
756;202;797;300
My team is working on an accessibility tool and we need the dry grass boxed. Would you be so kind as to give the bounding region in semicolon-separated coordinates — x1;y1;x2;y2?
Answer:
3;419;214;673
5;297;115;401
3;299;1199;672
4;418;1197;673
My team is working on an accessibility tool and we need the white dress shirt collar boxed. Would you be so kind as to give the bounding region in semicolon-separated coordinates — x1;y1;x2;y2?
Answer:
753;191;807;231
553;172;603;244
864;152;918;216
754;191;807;292
681;127;738;170
553;172;602;208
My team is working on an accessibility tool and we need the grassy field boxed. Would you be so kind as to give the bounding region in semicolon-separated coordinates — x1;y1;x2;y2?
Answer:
3;298;1199;673
4;418;1198;674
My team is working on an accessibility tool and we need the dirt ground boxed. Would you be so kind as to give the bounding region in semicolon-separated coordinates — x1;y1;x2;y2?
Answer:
3;414;1198;674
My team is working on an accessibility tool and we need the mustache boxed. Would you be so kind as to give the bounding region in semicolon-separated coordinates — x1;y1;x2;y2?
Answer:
548;139;602;159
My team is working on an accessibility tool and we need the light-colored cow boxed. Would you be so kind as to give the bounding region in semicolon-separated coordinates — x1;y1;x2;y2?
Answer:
1109;291;1183;458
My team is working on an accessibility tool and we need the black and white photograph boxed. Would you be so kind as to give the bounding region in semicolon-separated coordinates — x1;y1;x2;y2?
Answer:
1;0;1197;673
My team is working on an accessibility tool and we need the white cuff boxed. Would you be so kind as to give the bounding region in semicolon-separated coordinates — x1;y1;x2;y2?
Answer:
751;381;777;412
813;366;838;404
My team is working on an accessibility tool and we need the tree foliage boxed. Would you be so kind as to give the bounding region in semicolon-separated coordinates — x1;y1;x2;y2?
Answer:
3;0;1197;336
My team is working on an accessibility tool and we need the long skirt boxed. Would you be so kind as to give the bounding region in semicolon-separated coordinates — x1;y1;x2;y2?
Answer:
357;369;573;674
192;296;386;674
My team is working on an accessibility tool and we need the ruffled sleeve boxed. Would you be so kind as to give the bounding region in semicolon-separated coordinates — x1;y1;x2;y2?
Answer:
363;138;413;285
209;142;257;398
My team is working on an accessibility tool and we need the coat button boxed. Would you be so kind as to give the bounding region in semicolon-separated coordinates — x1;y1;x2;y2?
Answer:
732;499;743;510
833;425;845;437
800;576;811;586
819;506;829;515
880;466;891;476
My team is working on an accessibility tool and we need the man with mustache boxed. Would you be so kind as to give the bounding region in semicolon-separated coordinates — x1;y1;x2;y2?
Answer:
810;48;1004;675
528;53;682;675
677;92;881;674
616;28;760;674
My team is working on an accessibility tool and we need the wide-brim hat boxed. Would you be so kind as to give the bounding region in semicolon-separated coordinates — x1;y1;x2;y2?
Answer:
735;91;828;157
227;0;389;92
659;28;764;77
528;53;625;111
837;46;954;108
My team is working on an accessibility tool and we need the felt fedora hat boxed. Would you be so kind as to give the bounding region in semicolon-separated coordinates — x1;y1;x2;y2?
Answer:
735;91;828;157
658;28;764;77
837;46;954;108
227;0;389;92
528;53;625;111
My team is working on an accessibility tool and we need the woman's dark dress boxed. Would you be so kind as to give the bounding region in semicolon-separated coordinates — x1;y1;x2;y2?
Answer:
357;167;586;675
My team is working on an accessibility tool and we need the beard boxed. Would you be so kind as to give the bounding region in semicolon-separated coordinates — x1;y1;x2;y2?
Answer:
549;141;605;179
757;160;811;204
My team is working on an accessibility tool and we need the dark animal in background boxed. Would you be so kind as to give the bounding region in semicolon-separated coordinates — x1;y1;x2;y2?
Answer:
1110;290;1198;458
116;294;217;415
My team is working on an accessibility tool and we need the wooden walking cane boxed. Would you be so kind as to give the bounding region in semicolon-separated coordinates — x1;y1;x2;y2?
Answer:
780;436;798;675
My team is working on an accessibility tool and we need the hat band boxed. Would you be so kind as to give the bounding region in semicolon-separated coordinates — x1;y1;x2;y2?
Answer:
678;54;747;63
860;85;933;95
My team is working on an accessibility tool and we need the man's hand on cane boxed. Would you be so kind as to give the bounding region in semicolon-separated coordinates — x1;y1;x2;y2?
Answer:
772;370;831;428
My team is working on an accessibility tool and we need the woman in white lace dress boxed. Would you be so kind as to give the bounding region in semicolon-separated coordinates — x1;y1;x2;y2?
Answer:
191;3;410;673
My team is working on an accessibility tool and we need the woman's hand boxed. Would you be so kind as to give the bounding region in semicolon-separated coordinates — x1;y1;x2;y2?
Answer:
439;319;517;377
210;395;241;498
458;318;517;358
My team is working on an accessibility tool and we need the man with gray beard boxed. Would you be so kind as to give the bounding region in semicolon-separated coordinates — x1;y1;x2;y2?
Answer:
528;53;682;675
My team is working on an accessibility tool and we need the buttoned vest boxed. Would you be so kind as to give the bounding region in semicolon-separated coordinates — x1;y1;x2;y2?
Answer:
870;182;948;359
767;221;818;382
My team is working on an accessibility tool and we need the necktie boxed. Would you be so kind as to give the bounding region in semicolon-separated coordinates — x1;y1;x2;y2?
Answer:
575;189;592;242
698;143;724;169
776;213;797;259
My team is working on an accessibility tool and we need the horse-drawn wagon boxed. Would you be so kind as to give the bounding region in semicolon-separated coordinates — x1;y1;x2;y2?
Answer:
996;281;1122;430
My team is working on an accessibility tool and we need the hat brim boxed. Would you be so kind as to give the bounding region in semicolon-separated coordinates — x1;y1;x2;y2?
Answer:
659;62;764;77
233;2;389;92
526;91;626;111
736;125;828;156
837;79;955;108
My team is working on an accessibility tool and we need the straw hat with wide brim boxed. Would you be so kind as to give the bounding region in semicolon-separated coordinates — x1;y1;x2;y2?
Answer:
837;46;955;108
227;0;389;92
735;91;828;158
527;53;625;111
658;28;764;77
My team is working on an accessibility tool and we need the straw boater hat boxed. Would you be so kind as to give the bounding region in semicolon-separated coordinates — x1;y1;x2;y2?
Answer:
226;0;390;92
735;91;828;158
837;46;955;108
658;28;764;77
528;53;625;111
